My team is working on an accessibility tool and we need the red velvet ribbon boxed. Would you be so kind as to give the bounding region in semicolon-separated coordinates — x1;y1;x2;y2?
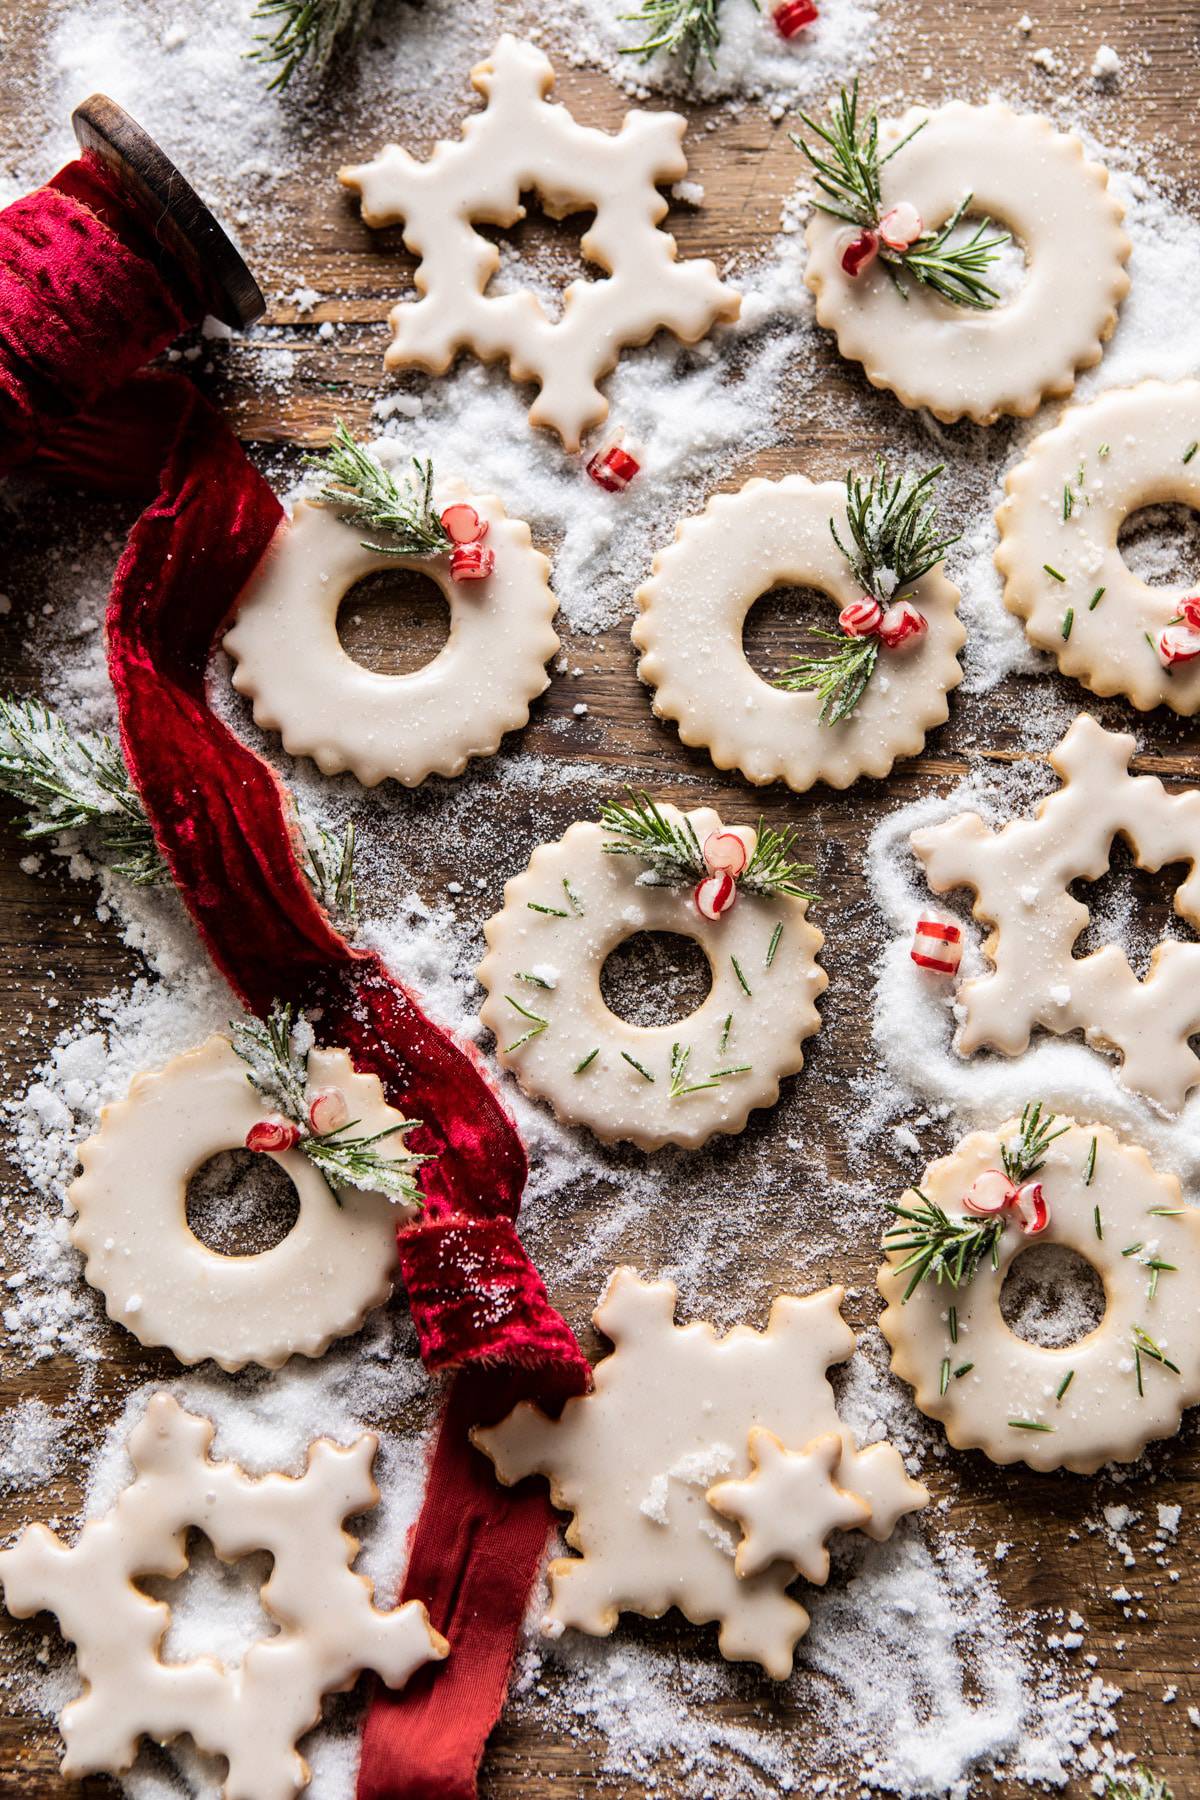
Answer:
1;153;587;1797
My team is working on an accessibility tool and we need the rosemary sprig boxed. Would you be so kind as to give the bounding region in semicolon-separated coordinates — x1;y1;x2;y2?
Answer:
619;0;747;77
0;697;357;921
1104;1767;1173;1800
600;790;704;883
792;84;1008;308
775;459;959;725
741;825;818;901
249;0;373;89
776;630;878;726
309;422;451;557
1001;1100;1067;1186
232;1001;426;1203
885;1192;1005;1298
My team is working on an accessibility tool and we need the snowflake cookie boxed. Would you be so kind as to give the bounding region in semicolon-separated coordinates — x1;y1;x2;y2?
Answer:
632;475;965;791
225;487;559;787
706;1429;870;1582
911;714;1200;1112
476;801;826;1150
805;102;1130;425
69;1036;408;1371
339;35;740;451
878;1119;1200;1472
473;1268;928;1678
0;1394;445;1800
996;381;1200;712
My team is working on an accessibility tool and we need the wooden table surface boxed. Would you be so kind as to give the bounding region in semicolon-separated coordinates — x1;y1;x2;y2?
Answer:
2;0;1200;1794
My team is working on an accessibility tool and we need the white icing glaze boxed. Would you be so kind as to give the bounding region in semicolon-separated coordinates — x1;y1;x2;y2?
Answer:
224;494;558;788
878;1120;1200;1473
707;1429;870;1582
805;103;1130;425
473;1268;927;1679
0;1394;445;1800
997;381;1200;711
476;806;826;1150
632;476;965;791
339;35;740;451
69;1037;404;1371
911;713;1200;1113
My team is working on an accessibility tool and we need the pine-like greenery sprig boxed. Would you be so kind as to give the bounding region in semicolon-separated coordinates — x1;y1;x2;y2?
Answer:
792;82;1009;309
249;0;373;89
775;459;959;723
599;792;817;901
309;422;452;558
232;1001;427;1204
0;696;357;922
619;0;746;78
1001;1100;1068;1186
885;1191;1005;1299
1104;1765;1173;1800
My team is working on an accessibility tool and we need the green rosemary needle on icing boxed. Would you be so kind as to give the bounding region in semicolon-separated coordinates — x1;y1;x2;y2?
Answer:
1132;1324;1180;1396
621;1051;656;1082
503;995;550;1053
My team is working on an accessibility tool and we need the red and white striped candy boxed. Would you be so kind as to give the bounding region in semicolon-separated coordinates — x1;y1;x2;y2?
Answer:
838;596;883;638
1179;593;1200;631
703;828;753;878
694;871;737;921
878;202;924;251
962;1168;1016;1217
450;541;495;582
440;504;488;545
586;435;642;493
1157;623;1200;667
245;1116;301;1154
1011;1178;1050;1235
773;0;818;37
841;228;879;278
910;915;963;975
308;1087;349;1136
878;599;928;650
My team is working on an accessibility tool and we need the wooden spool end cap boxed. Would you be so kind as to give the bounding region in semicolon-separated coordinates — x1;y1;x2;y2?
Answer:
71;93;265;330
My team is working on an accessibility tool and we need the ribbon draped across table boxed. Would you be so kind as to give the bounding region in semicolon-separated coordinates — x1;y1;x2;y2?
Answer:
0;149;588;1800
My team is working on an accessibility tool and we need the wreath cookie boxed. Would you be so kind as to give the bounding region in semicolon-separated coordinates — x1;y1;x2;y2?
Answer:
878;1111;1200;1473
997;382;1200;712
69;1022;425;1372
800;90;1130;425
477;798;825;1150
225;439;558;788
632;465;965;792
340;35;740;451
912;713;1200;1114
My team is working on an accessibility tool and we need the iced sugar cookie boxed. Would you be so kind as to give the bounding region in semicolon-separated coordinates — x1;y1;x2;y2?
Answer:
474;1268;927;1679
477;797;826;1149
340;35;739;451
997;381;1200;712
0;1395;445;1800
801;89;1130;425
878;1113;1200;1472
69;1019;424;1371
226;434;559;787
633;463;964;791
911;713;1200;1114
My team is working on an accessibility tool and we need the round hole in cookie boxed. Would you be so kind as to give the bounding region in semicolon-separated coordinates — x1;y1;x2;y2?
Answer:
1116;503;1200;588
1068;836;1199;979
480;195;599;324
600;930;713;1027
185;1148;302;1258
741;584;843;684
336;568;452;676
998;1243;1106;1348
139;1530;278;1666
